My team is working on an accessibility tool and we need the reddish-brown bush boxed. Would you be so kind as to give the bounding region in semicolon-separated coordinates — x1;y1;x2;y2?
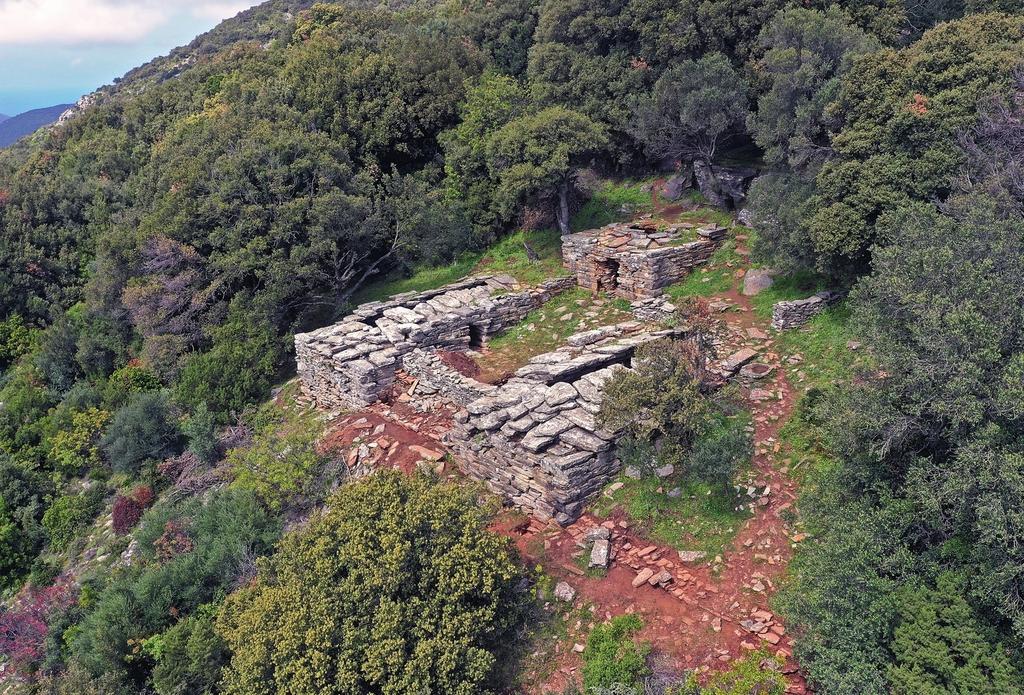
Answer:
132;484;154;507
111;495;143;535
154;520;194;562
0;580;76;674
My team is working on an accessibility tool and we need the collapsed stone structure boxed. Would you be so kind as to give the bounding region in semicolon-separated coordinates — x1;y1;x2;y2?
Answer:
771;291;843;330
562;222;726;299
296;217;738;523
294;274;574;409
446;323;689;524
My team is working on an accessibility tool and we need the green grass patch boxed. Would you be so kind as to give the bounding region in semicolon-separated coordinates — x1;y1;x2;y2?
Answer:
771;304;868;482
592;475;750;557
750;270;831;320
475;288;632;380
350;253;482;305
671;198;736;228
352;228;565;307
472;228;564;284
665;239;743;300
572;179;654;231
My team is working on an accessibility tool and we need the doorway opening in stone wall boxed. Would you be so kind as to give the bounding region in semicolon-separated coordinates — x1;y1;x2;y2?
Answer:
594;258;620;293
467;324;486;349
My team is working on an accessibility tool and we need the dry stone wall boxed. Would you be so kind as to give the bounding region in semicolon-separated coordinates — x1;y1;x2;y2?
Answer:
446;324;688;524
401;349;494;406
295;274;575;409
770;291;842;330
562;222;725;300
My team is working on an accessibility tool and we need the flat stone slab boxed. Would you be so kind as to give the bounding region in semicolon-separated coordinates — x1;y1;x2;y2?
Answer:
724;348;758;372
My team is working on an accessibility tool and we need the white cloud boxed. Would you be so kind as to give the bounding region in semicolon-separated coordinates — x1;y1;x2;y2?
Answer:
0;0;260;46
190;1;252;20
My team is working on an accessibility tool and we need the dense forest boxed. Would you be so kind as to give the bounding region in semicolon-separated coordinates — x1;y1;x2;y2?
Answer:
1;0;1023;693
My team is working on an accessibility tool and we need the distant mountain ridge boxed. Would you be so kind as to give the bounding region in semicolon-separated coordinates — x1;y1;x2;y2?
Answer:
0;104;73;147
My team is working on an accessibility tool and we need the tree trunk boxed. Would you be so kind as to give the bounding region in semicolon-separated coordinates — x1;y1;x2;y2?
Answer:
556;179;570;234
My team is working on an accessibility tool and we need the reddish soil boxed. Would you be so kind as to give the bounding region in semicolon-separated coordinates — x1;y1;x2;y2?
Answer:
436;349;482;379
319;380;457;475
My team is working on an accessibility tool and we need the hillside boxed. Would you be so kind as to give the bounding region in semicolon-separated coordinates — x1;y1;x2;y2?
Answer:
1;1;1023;694
0;103;72;147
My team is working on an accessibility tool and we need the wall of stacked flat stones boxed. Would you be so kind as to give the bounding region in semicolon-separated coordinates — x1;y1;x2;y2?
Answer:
447;370;624;525
401;349;495;406
770;291;842;330
294;275;575;409
445;328;687;524
562;235;719;299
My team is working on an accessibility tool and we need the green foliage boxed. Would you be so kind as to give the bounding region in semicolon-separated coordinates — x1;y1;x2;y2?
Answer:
150;603;227;695
580;614;650;691
888;574;1022;695
683;649;786;694
631;52;749;163
487;106;608;232
48;407;110;476
181;402;219;465
442;71;528;236
749;7;875;170
101;391;178;476
0;457;50;589
71;488;280;683
175;309;282;424
600;338;715;466
806;13;1024;275
102;363;161;407
216;471;523;695
0;314;38;372
571;179;653;231
227;411;326;510
42;490;102;552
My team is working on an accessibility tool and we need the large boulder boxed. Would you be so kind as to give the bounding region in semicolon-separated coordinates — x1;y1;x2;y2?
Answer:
693;161;758;210
661;166;693;201
742;268;775;296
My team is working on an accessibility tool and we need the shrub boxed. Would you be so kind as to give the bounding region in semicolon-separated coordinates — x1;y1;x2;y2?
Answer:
0;580;77;675
150;604;227;695
216;471;523;695
0;314;38;372
227;412;326;510
887;574;1022;694
581;614;650;691
101;391;179;476
42;491;102;552
111;496;143;535
103;362;161;407
48;407;110;475
686;416;752;493
71;489;280;682
182;402;219;465
175;311;283;424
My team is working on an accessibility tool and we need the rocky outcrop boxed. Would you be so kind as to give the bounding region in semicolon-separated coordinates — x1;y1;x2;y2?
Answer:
294;275;575;409
694;161;758;210
562;222;726;300
446;324;690;524
770;291;843;330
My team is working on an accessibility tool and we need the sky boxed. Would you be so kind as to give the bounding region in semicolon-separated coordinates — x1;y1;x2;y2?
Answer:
0;0;264;116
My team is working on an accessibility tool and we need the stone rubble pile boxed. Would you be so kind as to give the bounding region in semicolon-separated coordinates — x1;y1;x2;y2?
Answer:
562;222;726;299
770;291;842;330
294;274;575;408
446;323;690;524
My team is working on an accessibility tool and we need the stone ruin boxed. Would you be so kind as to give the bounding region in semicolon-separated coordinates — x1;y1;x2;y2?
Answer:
444;322;689;524
562;221;726;299
294;274;574;409
770;291;843;330
296;217;744;524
